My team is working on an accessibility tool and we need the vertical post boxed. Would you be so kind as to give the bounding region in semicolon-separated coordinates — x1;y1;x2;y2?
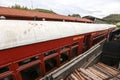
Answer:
69;45;72;60
40;53;45;76
57;49;60;66
89;34;93;47
9;63;22;80
78;39;83;55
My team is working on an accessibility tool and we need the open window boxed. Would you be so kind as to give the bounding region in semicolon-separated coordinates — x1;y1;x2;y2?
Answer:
44;50;58;72
18;55;41;80
44;50;57;57
83;35;90;46
20;64;41;80
0;66;9;74
18;56;39;66
45;57;57;72
71;42;79;57
83;35;91;52
92;34;106;45
0;66;14;80
60;45;70;64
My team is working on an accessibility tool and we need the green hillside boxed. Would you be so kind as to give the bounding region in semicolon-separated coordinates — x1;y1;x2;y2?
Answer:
11;4;56;14
34;8;56;14
103;14;120;24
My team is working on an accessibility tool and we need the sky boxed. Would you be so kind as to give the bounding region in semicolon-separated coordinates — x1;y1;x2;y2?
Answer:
0;0;120;18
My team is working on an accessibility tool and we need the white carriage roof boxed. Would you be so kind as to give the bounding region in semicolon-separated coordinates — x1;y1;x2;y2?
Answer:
0;20;116;50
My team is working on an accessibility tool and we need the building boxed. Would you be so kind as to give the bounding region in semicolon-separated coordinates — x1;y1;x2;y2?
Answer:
83;16;106;24
0;6;92;23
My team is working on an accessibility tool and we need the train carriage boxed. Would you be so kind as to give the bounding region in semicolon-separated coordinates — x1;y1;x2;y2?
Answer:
0;20;116;80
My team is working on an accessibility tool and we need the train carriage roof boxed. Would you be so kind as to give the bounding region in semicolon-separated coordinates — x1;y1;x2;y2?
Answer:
0;20;116;50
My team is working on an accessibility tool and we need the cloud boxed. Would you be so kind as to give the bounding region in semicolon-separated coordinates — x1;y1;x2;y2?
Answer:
0;0;120;18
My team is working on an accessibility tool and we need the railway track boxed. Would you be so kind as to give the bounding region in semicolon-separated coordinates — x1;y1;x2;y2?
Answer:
66;62;120;80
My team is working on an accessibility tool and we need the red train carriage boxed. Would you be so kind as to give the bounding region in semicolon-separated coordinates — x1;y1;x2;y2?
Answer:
0;20;116;80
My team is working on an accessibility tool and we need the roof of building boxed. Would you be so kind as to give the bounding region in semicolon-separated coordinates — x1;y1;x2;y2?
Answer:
83;16;105;21
0;6;93;23
0;20;116;50
83;16;107;24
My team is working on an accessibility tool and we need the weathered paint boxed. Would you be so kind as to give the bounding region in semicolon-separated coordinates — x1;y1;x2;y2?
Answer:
0;20;116;50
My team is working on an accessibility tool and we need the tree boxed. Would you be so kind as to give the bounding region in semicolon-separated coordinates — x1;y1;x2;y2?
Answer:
34;8;56;14
71;14;81;17
11;4;29;10
11;4;56;14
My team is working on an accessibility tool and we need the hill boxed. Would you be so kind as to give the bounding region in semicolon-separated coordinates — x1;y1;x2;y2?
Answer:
34;8;56;14
103;14;120;24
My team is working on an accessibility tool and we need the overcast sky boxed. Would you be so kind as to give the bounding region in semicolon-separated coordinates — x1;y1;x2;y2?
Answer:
0;0;120;18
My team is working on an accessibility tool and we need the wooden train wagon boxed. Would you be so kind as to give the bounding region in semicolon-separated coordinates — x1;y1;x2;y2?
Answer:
0;20;116;80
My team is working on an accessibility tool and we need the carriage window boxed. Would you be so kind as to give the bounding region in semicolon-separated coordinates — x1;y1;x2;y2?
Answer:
92;35;105;45
20;64;41;80
44;50;57;57
83;35;90;46
71;43;79;57
1;75;14;80
61;45;69;50
18;56;39;66
45;57;57;72
0;66;9;73
0;67;13;80
71;47;78;57
60;45;69;63
72;42;78;46
60;52;69;63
